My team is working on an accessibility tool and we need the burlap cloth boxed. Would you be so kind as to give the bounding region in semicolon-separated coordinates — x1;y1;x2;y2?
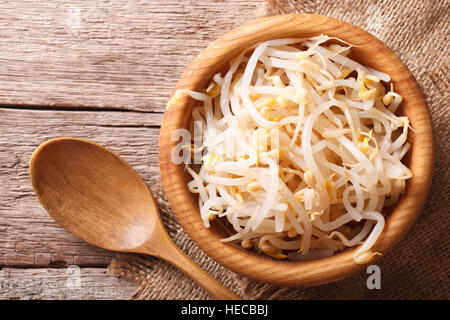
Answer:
108;0;449;299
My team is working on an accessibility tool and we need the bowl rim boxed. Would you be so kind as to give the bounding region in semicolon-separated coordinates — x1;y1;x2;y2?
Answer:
159;13;434;287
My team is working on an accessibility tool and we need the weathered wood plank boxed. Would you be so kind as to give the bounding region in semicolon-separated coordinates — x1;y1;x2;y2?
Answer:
0;267;137;299
0;108;162;267
0;0;261;112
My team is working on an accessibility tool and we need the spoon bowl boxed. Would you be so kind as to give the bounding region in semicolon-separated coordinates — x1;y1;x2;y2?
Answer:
30;137;240;300
30;138;157;252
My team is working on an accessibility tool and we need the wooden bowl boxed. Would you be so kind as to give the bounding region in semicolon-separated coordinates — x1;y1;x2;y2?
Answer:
159;14;434;287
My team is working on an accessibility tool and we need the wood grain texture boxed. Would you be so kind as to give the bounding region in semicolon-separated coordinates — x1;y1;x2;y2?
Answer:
0;268;136;299
0;0;261;112
29;137;240;299
159;14;434;287
0;108;162;267
0;0;265;299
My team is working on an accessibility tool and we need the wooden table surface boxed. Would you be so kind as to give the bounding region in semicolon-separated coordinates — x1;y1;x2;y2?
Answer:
0;0;263;299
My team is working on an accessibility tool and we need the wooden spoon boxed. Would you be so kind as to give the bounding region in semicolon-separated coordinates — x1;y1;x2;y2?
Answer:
29;137;240;300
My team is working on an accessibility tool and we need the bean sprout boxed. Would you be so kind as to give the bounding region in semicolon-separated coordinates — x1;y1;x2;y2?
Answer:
177;35;412;263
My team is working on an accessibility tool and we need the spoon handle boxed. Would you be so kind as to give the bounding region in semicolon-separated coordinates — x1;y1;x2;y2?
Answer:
145;239;241;300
